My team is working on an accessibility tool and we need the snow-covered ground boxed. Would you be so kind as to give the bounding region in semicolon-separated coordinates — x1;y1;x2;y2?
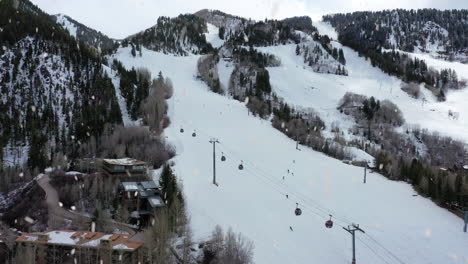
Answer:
114;46;468;264
256;21;468;145
54;14;77;38
103;65;140;127
388;49;468;133
204;23;225;49
217;58;234;94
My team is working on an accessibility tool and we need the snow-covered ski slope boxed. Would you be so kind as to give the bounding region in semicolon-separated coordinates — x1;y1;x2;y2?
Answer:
256;21;468;144
204;23;225;49
113;45;468;264
212;18;462;143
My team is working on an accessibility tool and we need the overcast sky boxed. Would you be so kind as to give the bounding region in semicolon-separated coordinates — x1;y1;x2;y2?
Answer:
31;0;468;39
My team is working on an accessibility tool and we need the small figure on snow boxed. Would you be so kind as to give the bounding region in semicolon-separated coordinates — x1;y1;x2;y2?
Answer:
290;226;294;231
286;194;289;199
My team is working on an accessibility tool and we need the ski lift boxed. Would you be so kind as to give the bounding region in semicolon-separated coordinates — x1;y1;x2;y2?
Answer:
238;161;244;170
180;128;184;133
325;215;333;228
192;131;196;137
221;152;226;162
295;203;302;216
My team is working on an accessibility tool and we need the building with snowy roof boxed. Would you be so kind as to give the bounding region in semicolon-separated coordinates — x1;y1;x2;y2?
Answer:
101;158;148;181
15;230;146;264
120;181;165;227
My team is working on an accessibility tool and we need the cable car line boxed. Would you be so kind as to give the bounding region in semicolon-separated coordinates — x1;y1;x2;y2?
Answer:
217;142;352;228
220;141;353;224
363;234;408;264
176;120;407;264
357;236;393;264
219;142;355;226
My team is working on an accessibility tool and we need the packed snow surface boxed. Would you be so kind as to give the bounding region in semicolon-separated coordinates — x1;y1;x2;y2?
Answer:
114;46;468;264
262;21;468;144
204;23;225;49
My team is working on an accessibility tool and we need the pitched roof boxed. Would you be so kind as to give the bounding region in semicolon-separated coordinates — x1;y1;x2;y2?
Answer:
103;158;146;166
15;230;144;251
121;182;139;191
140;181;158;189
148;196;165;208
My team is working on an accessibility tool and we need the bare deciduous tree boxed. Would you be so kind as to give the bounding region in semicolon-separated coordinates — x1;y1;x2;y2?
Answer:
143;211;171;264
141;77;170;133
401;82;421;98
202;225;254;264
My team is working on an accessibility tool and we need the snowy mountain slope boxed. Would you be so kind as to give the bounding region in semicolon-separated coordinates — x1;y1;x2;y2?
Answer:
323;10;468;62
295;35;347;75
194;9;247;33
113;46;468;264
0;35;121;164
125;14;213;56
52;14;115;52
54;14;78;37
103;65;140;127
253;22;468;145
204;23;225;49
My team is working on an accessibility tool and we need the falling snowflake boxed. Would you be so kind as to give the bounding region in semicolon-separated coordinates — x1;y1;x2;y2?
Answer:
424;228;432;238
24;216;35;224
58;202;63;207
31;105;36;112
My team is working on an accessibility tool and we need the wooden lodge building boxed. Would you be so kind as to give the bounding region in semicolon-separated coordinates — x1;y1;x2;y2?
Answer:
101;158;148;181
119;181;165;227
15;230;146;264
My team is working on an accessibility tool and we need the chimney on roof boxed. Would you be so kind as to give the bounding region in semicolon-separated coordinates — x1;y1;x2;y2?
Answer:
38;234;49;242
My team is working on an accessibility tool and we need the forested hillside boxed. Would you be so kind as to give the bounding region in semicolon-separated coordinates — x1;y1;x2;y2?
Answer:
0;0;137;176
52;14;116;53
323;9;467;99
194;9;248;33
125;14;214;56
324;9;468;59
